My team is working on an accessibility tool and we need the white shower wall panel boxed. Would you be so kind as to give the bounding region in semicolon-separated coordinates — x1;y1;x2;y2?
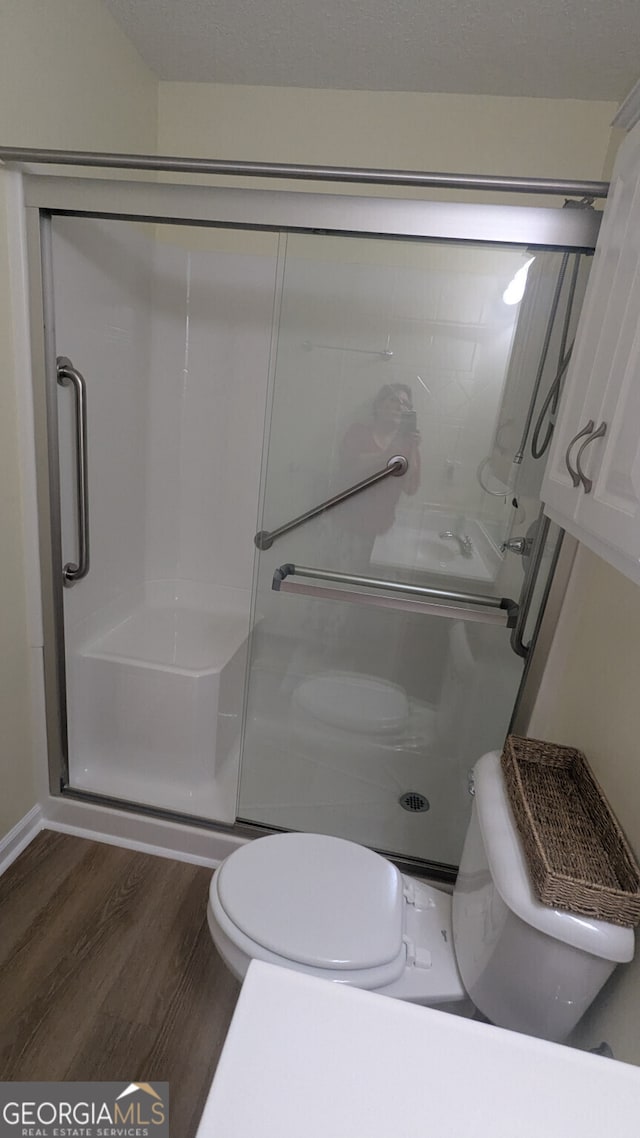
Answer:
52;217;152;640
141;236;184;586
145;236;278;593
259;241;524;588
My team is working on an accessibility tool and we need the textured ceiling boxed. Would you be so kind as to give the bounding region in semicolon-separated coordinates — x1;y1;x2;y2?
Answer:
102;0;639;101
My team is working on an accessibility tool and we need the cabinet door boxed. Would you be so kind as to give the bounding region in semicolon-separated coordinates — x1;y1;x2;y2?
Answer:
541;263;604;521
571;204;640;554
542;122;640;566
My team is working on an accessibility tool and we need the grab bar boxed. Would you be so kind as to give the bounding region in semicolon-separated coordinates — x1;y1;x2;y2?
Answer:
254;455;408;550
57;356;90;586
509;512;551;659
272;563;520;628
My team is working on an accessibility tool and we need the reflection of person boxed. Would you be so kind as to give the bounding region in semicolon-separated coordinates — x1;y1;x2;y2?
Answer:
335;383;421;569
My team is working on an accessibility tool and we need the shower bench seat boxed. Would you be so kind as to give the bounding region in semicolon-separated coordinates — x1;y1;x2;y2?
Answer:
66;594;251;823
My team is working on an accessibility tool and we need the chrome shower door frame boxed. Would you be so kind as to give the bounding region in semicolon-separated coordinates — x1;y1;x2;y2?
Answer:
23;172;596;849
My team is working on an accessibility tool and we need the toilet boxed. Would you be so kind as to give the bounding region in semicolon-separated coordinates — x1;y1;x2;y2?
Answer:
208;750;634;1043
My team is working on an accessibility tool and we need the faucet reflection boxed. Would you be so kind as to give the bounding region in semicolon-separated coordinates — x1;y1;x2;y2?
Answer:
439;529;474;558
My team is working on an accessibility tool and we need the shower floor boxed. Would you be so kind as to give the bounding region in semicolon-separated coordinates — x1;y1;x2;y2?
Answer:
238;664;472;865
240;734;470;865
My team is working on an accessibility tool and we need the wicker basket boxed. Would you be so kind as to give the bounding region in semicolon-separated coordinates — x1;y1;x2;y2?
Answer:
501;735;640;928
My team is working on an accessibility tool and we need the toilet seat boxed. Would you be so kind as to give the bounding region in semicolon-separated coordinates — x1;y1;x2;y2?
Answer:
208;832;467;1004
216;832;404;969
210;873;409;990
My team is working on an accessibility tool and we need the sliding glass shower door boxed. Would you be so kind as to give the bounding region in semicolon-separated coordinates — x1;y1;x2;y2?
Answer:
47;214;279;822
238;232;587;868
28;173;594;870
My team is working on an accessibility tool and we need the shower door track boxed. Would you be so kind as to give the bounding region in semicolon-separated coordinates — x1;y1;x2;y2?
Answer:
22;175;601;250
59;786;458;884
24;172;590;874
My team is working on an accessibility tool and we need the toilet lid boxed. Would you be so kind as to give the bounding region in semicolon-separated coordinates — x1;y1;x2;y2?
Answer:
292;673;409;734
216;833;404;970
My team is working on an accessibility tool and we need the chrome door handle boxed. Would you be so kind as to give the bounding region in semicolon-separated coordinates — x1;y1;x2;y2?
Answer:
575;421;607;493
565;419;594;487
272;563;520;628
57;356;90;585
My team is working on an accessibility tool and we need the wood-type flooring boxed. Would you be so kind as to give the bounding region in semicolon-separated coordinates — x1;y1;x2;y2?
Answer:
0;830;241;1136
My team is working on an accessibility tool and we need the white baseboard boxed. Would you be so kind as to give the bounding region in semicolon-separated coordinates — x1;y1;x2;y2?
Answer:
42;794;246;868
0;795;248;877
0;805;44;876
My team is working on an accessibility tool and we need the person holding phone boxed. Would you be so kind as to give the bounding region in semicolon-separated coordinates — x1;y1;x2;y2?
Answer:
335;383;421;569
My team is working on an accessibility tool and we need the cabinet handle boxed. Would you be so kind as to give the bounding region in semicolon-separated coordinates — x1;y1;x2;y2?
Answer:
575;421;607;493
565;420;594;487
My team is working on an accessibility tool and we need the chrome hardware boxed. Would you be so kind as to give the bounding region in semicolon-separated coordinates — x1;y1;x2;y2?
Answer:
254;455;408;550
272;563;520;628
438;530;474;558
57;356;90;585
575;421;607;493
501;536;533;556
398;791;430;813
467;770;476;797
514;252;570;464
509;512;551;659
565;419;594;487
1;145;610;198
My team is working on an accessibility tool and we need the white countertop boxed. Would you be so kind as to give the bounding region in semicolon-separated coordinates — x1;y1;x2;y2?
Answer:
196;961;640;1137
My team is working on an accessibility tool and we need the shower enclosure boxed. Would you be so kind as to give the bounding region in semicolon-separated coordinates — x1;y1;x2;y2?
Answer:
24;171;600;877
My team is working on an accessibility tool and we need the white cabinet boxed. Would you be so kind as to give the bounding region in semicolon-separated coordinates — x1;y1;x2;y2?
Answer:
542;121;640;584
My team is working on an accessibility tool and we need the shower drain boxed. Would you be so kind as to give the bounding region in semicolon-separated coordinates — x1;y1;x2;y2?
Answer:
398;791;430;813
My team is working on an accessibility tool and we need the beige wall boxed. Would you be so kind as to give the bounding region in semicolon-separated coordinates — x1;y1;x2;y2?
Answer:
158;83;616;200
0;0;157;152
0;0;157;837
530;547;640;1064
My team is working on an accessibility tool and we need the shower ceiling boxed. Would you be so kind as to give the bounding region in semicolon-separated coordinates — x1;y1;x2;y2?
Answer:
101;0;639;101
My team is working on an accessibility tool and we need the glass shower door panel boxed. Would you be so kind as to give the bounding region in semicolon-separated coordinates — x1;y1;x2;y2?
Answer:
241;593;522;865
52;216;278;822
238;232;569;865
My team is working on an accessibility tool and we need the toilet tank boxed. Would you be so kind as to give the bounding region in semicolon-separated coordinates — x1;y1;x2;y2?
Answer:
452;752;635;1043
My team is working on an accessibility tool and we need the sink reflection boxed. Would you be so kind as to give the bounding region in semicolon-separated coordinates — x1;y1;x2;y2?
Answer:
419;539;457;565
371;509;502;582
